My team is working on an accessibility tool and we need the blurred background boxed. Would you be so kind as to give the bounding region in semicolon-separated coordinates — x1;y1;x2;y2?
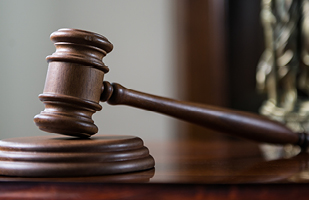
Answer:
0;0;264;142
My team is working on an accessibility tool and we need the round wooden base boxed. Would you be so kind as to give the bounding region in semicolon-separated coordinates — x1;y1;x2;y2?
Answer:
0;135;155;177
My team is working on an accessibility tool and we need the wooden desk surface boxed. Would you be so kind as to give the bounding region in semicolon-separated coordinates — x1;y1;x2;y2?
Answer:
1;137;309;199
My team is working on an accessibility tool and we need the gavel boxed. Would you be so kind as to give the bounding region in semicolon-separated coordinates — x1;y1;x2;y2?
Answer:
34;28;309;149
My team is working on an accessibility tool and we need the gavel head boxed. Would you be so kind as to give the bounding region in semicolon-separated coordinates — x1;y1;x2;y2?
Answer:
34;28;113;138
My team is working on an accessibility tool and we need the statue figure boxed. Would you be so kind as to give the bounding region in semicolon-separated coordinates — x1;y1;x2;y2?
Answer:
257;0;309;133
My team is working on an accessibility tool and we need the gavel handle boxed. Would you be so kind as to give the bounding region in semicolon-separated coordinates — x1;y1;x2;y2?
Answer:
101;82;308;148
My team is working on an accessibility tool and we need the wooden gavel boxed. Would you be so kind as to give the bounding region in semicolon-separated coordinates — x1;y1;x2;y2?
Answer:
34;28;309;149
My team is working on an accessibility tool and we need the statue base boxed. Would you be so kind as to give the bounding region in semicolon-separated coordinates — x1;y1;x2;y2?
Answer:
259;100;309;159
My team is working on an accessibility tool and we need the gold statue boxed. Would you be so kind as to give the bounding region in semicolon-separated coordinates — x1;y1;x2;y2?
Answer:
257;0;309;134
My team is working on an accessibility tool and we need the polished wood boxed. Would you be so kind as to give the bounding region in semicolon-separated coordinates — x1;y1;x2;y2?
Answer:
34;28;113;138
102;82;306;146
1;138;309;199
0;135;154;177
175;0;228;140
34;28;308;149
1;182;309;200
175;0;265;141
227;0;264;111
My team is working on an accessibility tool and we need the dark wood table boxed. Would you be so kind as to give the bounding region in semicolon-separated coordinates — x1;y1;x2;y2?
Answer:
1;135;309;200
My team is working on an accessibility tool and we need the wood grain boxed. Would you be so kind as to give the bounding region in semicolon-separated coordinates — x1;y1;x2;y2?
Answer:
34;28;309;148
0;135;154;177
102;82;305;147
1;139;309;199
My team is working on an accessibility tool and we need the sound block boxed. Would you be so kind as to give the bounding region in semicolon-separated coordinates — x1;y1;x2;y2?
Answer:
0;135;155;177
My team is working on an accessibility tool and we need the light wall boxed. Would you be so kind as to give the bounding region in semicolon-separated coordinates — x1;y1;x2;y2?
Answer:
0;0;176;141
